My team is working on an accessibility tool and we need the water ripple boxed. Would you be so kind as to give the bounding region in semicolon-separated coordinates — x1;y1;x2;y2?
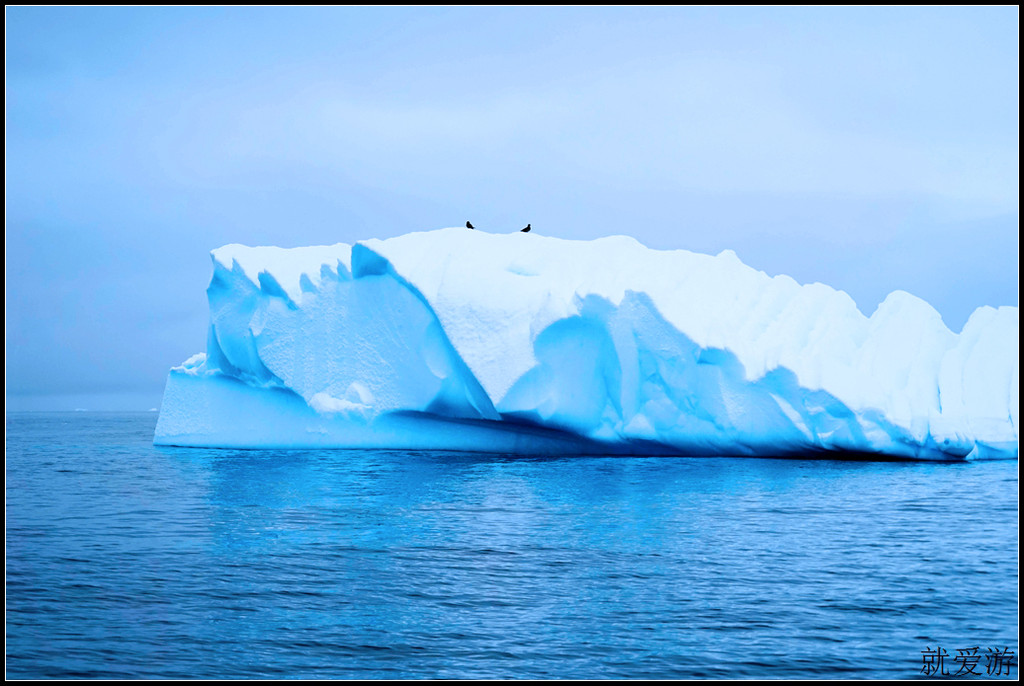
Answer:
5;412;1019;679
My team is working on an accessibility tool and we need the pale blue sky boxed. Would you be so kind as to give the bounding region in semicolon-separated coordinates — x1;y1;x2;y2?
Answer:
6;7;1019;410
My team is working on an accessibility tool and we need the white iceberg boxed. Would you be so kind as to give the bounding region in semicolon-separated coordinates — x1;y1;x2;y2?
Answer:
155;228;1018;459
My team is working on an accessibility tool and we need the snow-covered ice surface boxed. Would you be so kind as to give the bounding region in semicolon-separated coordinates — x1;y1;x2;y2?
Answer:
155;228;1018;460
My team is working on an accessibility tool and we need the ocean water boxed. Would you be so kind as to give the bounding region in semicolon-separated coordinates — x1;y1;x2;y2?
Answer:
6;412;1018;679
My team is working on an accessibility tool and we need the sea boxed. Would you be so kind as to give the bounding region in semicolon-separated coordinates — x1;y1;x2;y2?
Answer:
5;412;1018;679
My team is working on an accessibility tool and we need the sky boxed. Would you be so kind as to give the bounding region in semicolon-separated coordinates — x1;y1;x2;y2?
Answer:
6;7;1019;411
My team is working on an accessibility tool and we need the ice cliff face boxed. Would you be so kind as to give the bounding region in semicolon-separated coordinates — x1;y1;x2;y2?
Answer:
155;228;1018;459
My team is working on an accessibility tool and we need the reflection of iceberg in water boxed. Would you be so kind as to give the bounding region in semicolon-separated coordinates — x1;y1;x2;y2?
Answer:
155;228;1018;460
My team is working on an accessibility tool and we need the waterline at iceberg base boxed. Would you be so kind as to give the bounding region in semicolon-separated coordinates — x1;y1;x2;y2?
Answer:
155;228;1018;460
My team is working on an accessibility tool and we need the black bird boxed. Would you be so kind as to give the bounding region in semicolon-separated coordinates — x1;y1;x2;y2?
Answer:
466;221;475;229
521;223;531;233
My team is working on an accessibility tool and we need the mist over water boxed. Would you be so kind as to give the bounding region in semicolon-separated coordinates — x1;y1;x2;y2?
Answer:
6;413;1018;679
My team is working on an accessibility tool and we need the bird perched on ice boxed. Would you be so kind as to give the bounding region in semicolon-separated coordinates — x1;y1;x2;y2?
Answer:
521;224;531;233
466;221;474;229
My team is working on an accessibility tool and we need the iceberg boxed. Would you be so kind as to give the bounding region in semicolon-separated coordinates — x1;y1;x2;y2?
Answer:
155;228;1019;460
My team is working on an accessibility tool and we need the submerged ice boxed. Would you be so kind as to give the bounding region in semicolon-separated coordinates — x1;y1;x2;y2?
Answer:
155;228;1018;459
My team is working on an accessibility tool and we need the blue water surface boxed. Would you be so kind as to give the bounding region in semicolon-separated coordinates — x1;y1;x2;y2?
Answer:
5;412;1018;679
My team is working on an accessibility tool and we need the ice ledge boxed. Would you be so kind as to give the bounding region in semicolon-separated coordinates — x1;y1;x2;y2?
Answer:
155;372;987;460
